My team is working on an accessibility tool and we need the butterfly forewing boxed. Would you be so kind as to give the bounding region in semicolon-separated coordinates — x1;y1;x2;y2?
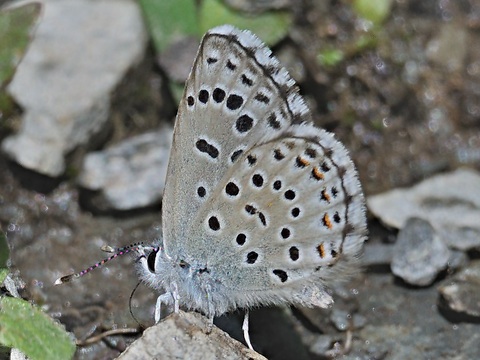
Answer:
162;26;311;257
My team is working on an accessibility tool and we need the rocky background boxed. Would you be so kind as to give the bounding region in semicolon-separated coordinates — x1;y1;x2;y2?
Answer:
1;0;479;359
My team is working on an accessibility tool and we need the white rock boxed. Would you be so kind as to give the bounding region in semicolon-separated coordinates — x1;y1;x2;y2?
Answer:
367;168;480;250
391;218;450;286
2;0;147;176
78;128;173;211
116;311;266;360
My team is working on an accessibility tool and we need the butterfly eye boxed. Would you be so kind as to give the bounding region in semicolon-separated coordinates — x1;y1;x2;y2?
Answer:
147;250;157;273
179;260;189;269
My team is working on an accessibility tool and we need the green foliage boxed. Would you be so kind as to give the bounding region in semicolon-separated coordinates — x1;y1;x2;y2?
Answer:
1;232;75;359
352;0;393;25
317;48;345;68
138;0;291;56
138;0;198;53
0;296;76;360
0;2;41;117
0;269;7;284
199;0;291;46
316;1;388;69
0;3;41;85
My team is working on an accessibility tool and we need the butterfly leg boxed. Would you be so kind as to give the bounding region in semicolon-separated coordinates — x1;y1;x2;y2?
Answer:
242;310;254;350
154;282;180;323
171;281;180;313
154;293;172;323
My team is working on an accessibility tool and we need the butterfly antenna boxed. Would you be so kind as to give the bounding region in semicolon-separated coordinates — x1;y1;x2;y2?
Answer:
54;242;145;285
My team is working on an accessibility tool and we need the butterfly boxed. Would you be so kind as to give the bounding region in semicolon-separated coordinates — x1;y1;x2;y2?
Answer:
136;25;366;348
57;25;366;350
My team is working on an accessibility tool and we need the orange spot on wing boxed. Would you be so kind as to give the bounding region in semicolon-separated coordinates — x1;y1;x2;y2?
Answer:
317;243;326;258
312;167;324;180
322;213;333;229
299;157;310;167
321;189;331;202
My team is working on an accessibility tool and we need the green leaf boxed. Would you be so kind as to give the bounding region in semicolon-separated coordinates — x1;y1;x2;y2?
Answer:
199;0;291;46
0;296;76;360
0;3;41;89
352;0;393;25
317;48;344;68
0;270;7;284
138;0;198;53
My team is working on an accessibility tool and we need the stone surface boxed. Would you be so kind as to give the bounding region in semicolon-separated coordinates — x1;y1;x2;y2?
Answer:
446;249;469;271
390;218;450;286
346;272;480;360
368;168;480;251
2;0;147;177
308;335;335;357
116;311;266;360
78;128;172;211
438;260;480;320
330;309;366;331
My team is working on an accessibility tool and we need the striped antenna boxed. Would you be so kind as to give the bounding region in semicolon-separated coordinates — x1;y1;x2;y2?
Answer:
54;242;145;285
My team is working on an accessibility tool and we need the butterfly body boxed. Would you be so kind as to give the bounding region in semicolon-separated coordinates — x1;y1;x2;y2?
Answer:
136;25;366;329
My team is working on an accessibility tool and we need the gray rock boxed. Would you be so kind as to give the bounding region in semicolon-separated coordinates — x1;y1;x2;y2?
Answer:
309;335;334;356
367;168;480;251
330;309;366;331
352;313;367;329
296;307;334;334
391;218;450;286
330;309;350;331
2;0;147;177
438;260;480;320
447;249;469;271
78;128;173;211
440;225;480;251
3;274;21;298
116;311;266;360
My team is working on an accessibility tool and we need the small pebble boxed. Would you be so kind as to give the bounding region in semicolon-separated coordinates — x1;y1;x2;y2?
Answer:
391;218;450;286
